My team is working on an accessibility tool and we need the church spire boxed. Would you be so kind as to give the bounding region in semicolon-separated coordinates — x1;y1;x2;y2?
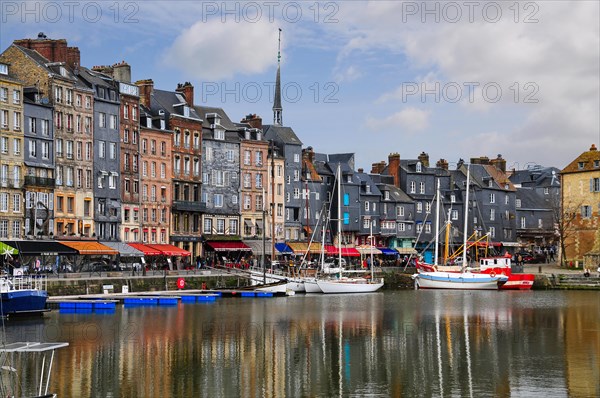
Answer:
273;28;282;126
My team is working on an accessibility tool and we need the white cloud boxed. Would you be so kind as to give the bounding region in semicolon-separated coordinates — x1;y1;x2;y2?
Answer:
328;1;600;167
366;107;430;133
164;20;280;80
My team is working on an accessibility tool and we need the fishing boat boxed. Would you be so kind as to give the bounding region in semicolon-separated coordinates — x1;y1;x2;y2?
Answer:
0;276;49;317
412;166;507;290
478;255;534;290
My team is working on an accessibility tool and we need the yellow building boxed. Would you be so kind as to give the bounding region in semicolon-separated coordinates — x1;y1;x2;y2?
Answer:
560;144;600;265
0;61;24;239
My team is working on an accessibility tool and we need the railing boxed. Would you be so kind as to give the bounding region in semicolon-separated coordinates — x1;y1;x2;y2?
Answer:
24;176;55;187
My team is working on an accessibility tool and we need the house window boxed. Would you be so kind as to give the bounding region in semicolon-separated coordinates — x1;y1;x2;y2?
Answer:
216;218;225;234
489;193;495;203
451;210;458;220
203;218;212;234
214;194;224;208
294;153;300;162
397;206;404;217
516;199;521;208
419;182;425;194
416;202;422;213
425;202;430;214
581;205;592;218
490;208;495;221
99;113;106;127
384;191;390;200
365;201;370;211
538;218;543;229
591;178;600;192
410;181;416;194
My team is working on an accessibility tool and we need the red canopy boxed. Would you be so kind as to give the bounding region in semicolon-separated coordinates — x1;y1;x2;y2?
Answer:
323;245;360;257
145;244;191;257
128;243;162;256
206;241;252;252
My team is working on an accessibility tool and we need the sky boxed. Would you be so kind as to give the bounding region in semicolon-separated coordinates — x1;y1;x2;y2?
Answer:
1;0;599;171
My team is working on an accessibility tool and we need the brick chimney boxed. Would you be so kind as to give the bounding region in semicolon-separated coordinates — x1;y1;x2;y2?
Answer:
135;79;154;108
14;33;80;69
176;82;194;107
590;144;597;151
470;156;490;165
436;158;449;170
370;161;386;174
418;151;430;167
490;154;506;173
388;153;401;188
240;114;263;130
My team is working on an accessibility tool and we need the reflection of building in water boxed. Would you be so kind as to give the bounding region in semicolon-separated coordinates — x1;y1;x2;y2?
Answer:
563;297;600;397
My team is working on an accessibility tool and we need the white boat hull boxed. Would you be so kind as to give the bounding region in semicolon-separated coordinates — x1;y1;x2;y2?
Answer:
303;279;323;293
413;271;507;290
316;278;384;294
248;269;306;292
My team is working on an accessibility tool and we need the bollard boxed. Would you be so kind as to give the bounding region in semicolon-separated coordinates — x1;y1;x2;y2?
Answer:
538;266;542;273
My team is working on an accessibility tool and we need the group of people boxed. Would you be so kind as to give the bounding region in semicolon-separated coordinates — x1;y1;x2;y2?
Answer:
583;266;600;278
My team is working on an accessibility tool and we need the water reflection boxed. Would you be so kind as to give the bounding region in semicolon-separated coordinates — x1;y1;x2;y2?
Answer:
2;291;599;397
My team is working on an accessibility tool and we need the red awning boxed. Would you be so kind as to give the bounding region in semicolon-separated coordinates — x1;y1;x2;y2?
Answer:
206;241;252;252
127;243;162;256
323;245;360;257
145;244;191;257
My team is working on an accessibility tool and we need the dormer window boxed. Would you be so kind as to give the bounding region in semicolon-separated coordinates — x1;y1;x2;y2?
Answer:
384;191;390;200
578;162;585;170
450;194;456;203
214;129;225;140
59;66;67;77
347;175;352;183
594;160;599;168
366;185;371;193
0;63;7;75
183;106;190;117
488;180;493;188
416;162;422;172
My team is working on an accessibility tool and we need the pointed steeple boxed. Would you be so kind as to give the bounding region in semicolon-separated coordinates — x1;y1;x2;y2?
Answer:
273;28;283;126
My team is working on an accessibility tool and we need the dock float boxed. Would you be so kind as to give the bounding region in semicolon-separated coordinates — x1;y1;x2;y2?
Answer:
47;300;118;313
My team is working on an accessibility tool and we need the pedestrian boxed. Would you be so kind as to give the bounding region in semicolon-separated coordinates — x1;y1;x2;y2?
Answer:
584;267;590;278
517;254;523;267
597;264;600;278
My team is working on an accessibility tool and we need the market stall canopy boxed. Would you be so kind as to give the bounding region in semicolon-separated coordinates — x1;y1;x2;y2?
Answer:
144;244;191;257
287;242;323;254
324;245;360;257
206;241;252;252
59;241;119;255
101;242;144;257
1;240;78;256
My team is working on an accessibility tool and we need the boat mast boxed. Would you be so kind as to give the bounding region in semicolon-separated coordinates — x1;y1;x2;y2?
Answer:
337;163;342;278
434;179;440;266
462;164;471;270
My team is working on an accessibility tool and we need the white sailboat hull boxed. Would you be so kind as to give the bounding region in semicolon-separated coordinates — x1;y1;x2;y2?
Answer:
413;271;508;290
316;278;384;294
248;269;306;292
303;279;323;293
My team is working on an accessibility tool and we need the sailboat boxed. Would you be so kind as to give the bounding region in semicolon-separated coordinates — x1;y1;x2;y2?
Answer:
315;164;384;294
412;166;508;290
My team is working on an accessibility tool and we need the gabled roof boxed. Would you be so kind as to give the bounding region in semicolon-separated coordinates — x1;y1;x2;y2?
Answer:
516;187;556;210
151;89;202;120
356;172;382;196
562;144;600;173
263;124;302;146
194;105;237;130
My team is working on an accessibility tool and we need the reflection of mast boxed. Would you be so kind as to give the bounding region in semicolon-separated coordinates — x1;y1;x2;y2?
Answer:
464;313;473;398
435;310;444;397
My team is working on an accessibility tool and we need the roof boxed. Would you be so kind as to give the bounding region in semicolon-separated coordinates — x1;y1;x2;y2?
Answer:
195;105;237;130
516;187;557;210
561;144;600;174
263;124;302;146
151;89;202;121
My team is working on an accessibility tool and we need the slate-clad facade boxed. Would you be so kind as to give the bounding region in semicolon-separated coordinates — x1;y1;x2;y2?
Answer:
78;67;121;240
23;88;55;238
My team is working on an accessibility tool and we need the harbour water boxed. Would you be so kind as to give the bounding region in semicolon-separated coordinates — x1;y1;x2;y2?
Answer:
2;290;599;397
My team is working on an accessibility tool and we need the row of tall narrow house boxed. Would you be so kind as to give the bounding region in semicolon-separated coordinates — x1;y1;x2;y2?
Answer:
1;34;598;264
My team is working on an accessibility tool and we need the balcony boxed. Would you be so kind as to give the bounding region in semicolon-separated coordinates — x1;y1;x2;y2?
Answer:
24;176;55;187
172;200;205;212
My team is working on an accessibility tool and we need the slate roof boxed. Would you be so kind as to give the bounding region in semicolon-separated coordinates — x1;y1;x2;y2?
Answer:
510;167;561;188
151;89;202;120
195;105;237;130
263;124;302;146
356;172;382;196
